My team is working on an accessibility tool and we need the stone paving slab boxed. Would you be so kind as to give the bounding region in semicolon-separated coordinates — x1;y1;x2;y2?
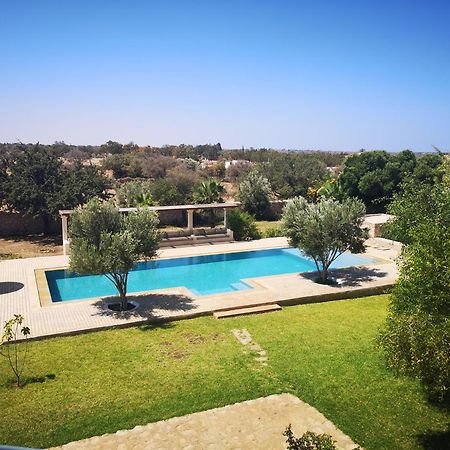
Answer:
49;394;359;450
0;237;399;340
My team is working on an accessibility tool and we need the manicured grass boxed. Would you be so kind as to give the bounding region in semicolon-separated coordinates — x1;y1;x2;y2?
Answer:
0;295;448;449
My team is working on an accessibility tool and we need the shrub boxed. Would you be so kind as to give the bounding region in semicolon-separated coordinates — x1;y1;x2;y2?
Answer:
378;169;450;399
263;226;284;238
284;425;337;450
228;210;261;241
116;181;154;207
102;153;143;178
151;179;185;206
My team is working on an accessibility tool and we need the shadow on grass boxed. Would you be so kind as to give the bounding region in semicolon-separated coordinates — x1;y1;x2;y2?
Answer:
301;266;388;287
417;424;450;450
4;373;56;388
0;281;24;295
138;322;176;332
91;293;197;321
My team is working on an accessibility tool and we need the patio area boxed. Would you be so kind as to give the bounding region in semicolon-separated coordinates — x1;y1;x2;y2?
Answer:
0;237;400;340
49;394;359;450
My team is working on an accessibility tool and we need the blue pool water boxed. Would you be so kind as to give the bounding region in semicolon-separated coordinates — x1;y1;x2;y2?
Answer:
46;247;375;302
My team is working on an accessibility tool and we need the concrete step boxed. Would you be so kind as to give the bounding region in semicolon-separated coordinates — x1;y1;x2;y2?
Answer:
213;303;282;319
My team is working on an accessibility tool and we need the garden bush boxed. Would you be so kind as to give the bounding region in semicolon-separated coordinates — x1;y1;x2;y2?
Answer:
228;210;261;241
379;162;450;399
263;225;284;238
284;425;337;450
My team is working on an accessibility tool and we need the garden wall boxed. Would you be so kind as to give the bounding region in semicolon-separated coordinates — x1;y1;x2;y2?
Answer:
268;200;286;219
0;212;60;236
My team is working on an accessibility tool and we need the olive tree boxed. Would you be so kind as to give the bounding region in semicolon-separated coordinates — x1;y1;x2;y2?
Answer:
238;171;272;219
69;199;161;311
282;197;368;283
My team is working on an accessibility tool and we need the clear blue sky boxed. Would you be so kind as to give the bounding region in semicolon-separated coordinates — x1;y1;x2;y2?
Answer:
1;1;449;151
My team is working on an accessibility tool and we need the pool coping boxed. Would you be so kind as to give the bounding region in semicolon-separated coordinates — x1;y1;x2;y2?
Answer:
35;245;389;308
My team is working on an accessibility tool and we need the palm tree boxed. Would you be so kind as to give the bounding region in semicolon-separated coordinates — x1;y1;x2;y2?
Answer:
193;179;225;225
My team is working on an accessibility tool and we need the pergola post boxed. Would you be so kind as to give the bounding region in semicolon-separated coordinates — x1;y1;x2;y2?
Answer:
61;214;69;256
223;208;227;229
187;209;194;234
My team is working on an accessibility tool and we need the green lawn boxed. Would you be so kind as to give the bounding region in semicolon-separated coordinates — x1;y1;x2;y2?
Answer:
0;295;448;449
255;219;283;235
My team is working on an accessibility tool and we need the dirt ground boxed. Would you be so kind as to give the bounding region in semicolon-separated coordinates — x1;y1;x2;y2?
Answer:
0;235;63;259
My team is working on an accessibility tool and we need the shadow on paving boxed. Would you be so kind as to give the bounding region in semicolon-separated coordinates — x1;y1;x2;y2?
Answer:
300;266;388;287
0;281;25;295
91;293;197;321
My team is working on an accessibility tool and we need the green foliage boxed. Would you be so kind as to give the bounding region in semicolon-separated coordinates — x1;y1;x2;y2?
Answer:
166;167;199;201
102;153;143;178
0;144;110;233
263;225;284;238
227;210;261;241
261;153;327;199
193;179;224;204
284;426;337;450
193;179;225;225
69;199;161;310
99;140;124;155
383;181;435;244
282;197;368;282
0;315;31;387
238;170;272;219
337;150;443;213
117;181;154;207
150;179;185;205
379;168;450;399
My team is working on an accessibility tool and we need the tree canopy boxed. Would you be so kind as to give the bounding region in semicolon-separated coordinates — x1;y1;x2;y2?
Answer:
238;171;272;219
336;150;444;212
282;197;368;282
69;199;161;310
261;153;327;199
0;144;110;233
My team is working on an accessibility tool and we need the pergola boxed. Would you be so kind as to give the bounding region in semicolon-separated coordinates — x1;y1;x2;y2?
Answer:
59;202;239;255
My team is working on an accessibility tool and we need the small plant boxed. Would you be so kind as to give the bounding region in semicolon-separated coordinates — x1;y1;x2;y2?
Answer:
228;210;261;241
284;425;337;450
0;314;31;387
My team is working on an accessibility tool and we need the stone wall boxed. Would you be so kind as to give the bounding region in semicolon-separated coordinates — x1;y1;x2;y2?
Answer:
0;212;60;236
0;202;284;237
157;209;185;226
268;200;286;219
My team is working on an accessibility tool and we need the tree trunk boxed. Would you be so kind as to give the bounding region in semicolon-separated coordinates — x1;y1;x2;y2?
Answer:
118;285;127;311
321;266;328;283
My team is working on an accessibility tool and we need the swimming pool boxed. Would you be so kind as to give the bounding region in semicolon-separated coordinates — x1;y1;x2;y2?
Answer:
45;247;375;302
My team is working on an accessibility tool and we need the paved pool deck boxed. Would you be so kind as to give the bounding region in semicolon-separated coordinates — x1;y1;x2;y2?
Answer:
0;237;400;340
49;394;359;450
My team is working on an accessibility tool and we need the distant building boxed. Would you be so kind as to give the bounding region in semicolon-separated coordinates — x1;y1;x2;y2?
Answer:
224;160;251;169
326;166;341;176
